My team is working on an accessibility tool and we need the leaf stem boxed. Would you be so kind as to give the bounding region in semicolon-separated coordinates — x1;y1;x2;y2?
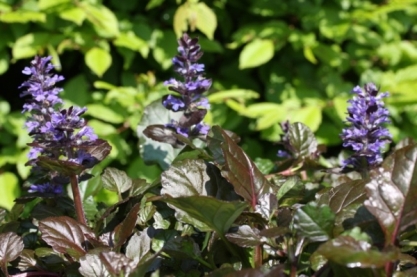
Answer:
70;174;87;226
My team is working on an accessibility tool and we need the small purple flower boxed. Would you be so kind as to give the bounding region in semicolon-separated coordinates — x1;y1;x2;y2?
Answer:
193;123;210;136
28;183;63;195
163;95;186;111
340;83;391;170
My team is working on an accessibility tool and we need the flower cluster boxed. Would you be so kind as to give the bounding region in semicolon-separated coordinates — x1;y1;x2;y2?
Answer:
21;56;99;194
162;33;211;138
340;83;391;169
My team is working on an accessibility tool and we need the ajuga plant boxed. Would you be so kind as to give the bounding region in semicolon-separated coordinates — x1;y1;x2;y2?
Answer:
2;35;417;277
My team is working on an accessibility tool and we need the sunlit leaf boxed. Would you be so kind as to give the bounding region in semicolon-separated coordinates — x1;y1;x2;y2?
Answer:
85;47;112;77
239;39;274;69
101;167;133;195
0;232;24;266
39;216;96;259
365;144;417;246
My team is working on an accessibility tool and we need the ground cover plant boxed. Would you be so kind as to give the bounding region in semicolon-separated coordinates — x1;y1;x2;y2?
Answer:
0;31;417;277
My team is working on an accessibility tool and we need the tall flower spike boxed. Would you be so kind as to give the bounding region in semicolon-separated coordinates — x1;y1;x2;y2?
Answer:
162;33;211;138
20;56;109;195
340;83;391;171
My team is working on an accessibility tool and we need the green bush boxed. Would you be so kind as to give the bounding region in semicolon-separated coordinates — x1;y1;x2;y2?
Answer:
1;0;417;208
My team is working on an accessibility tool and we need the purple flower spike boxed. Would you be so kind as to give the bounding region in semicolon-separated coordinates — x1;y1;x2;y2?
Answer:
340;83;392;170
161;33;211;140
20;56;103;195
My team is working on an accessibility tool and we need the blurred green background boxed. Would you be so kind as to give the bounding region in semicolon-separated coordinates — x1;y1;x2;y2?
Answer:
1;0;417;208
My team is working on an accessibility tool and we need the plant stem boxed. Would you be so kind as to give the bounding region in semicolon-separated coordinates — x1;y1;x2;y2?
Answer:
70;174;87;226
254;244;262;268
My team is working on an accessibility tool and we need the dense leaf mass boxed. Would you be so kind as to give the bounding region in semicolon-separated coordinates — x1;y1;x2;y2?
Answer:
2;2;417;277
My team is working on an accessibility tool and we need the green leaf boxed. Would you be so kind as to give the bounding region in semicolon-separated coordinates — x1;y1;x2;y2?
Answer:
163;195;248;236
193;2;217;40
173;4;189;38
101;167;133;196
276;176;304;206
81;3;119;37
85;104;124;124
12;33;50;60
293;202;335;242
0;172;20;211
239;39;274;69
0;51;9;75
38;0;71;10
0;11;45;23
85;47;112;77
146;0;165;10
303;46;318;64
59;7;86;25
291;106;322;132
113;31;149;58
207;89;259;103
365;144;417;247
207;126;272;209
316;236;400;268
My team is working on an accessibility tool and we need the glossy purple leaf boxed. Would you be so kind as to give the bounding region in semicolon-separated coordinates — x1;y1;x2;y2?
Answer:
99;251;136;275
79;253;111;277
162;195;248;236
126;229;152;263
365;144;417;246
101;167;133;195
207;126;272;209
316;180;368;236
225;225;263;247
39;216;96;259
293;202;335;242
287;122;318;158
0;232;24;269
113;203;140;249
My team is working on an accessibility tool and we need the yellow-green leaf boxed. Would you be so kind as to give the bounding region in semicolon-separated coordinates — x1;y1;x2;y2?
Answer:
81;3;119;37
239;39;274;69
0;172;20;210
85;47;112;77
194;2;217;40
173;4;189;38
59;7;86;25
113;31;149;58
304;46;318;64
0;11;45;23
